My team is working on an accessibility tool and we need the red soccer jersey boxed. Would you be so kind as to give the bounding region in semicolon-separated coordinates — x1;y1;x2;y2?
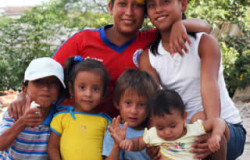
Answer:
53;25;156;117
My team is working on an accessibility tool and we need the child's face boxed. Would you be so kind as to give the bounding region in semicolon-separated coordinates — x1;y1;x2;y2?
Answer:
109;0;145;36
152;109;187;141
23;76;60;108
146;0;184;32
70;71;104;113
116;90;147;129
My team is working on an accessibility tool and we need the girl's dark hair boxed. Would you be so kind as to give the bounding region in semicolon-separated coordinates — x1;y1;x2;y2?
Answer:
147;89;185;117
147;1;196;55
63;57;109;100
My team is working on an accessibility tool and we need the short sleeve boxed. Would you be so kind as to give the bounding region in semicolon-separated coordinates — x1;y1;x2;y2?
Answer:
0;111;15;135
50;114;63;136
193;120;206;135
102;130;114;157
142;128;150;144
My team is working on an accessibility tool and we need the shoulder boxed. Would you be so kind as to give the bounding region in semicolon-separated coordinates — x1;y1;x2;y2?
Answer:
198;33;220;58
137;28;157;40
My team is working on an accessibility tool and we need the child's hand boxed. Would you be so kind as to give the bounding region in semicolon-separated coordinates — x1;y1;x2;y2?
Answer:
207;135;221;152
19;107;43;128
120;139;133;151
109;115;128;145
169;20;191;56
8;93;30;120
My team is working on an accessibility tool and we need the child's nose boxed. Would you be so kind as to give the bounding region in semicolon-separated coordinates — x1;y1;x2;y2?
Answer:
84;88;92;97
125;4;133;15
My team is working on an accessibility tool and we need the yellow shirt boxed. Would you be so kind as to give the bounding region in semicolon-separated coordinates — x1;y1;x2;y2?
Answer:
143;120;206;160
50;110;111;160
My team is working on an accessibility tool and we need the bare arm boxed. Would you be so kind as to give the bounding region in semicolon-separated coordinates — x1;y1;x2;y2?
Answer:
105;116;127;160
104;144;120;160
199;34;221;120
202;118;229;152
169;18;211;55
139;50;161;87
0;108;42;150
48;131;61;160
182;18;212;34
8;92;28;120
120;136;147;151
190;34;222;159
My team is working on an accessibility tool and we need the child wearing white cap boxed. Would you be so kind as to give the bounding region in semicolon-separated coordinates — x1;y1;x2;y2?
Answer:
0;57;65;160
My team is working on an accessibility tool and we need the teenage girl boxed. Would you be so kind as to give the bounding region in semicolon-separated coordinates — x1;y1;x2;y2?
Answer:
139;0;246;159
48;56;111;160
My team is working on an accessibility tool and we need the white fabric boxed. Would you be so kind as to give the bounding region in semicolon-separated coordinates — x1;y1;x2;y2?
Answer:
24;57;66;88
149;32;241;124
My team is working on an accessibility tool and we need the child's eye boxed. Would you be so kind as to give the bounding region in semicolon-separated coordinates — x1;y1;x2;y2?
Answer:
79;85;85;90
157;127;164;130
163;0;170;4
138;103;145;107
125;101;131;105
92;87;100;92
147;2;155;8
170;125;176;128
118;2;127;7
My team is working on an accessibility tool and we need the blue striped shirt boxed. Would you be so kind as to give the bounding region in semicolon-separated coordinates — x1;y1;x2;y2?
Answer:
0;106;56;160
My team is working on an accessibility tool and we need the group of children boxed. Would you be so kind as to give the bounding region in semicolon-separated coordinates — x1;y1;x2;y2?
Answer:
0;0;246;159
0;56;227;160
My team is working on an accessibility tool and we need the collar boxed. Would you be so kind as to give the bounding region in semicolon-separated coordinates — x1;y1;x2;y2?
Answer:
99;25;137;53
42;105;56;126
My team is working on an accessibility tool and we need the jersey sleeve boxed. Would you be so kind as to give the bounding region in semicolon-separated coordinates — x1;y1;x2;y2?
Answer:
52;33;81;66
50;114;63;136
0;111;15;135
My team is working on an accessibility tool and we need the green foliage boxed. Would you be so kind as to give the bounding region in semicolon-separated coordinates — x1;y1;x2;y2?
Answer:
0;0;249;97
0;0;112;91
186;0;249;96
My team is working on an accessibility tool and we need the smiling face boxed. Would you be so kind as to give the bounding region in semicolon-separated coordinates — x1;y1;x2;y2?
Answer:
23;76;61;108
109;0;145;36
152;109;187;141
146;0;184;32
116;90;148;129
70;71;104;113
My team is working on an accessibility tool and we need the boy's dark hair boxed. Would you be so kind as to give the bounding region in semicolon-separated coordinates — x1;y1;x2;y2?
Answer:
113;68;158;112
147;89;185;117
63;57;109;100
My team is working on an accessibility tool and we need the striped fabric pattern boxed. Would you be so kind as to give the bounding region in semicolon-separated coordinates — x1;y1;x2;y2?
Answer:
0;107;55;160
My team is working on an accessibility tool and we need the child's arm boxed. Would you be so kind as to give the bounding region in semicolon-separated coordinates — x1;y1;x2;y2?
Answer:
8;92;27;120
48;131;61;160
169;18;211;55
139;50;161;88
120;137;147;151
202;118;229;152
104;116;127;160
0;107;42;150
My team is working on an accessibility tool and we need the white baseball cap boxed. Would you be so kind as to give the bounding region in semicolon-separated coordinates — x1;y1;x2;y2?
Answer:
24;57;66;88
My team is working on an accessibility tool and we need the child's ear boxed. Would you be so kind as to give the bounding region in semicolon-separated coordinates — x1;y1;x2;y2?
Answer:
22;86;27;94
113;101;120;110
108;2;114;16
181;0;188;12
